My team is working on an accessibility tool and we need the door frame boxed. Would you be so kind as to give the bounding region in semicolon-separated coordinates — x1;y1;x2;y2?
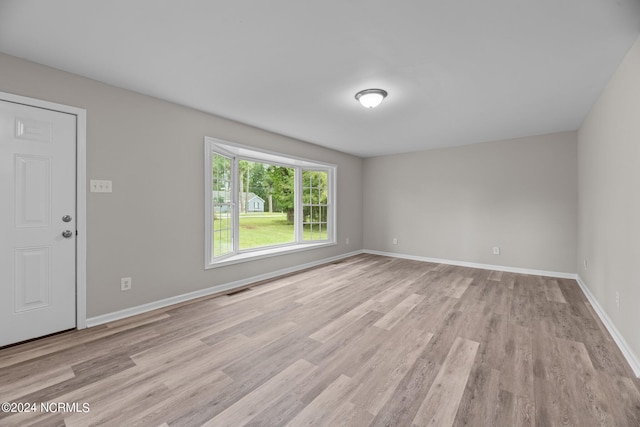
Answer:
1;91;87;329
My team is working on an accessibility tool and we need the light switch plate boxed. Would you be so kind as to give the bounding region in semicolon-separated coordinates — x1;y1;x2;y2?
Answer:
90;179;112;193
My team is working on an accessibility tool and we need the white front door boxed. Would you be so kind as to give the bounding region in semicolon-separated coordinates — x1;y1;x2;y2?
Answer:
0;99;77;346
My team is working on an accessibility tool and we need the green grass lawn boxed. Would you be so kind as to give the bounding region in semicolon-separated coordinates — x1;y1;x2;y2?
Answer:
239;213;294;250
213;212;328;253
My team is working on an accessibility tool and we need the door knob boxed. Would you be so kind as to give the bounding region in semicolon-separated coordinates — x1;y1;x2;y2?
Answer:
62;230;73;238
62;215;72;222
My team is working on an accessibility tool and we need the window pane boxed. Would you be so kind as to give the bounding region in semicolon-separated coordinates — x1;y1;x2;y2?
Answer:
212;152;233;257
239;161;295;250
302;170;328;242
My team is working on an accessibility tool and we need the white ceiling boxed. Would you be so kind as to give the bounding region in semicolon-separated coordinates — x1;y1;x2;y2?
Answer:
1;1;639;157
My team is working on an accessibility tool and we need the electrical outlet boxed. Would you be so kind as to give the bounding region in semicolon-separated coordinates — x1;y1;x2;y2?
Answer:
392;238;398;245
616;291;620;309
493;247;500;255
346;237;349;245
121;277;132;291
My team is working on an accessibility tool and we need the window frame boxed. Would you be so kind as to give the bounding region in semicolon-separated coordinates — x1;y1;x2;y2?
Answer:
204;137;336;269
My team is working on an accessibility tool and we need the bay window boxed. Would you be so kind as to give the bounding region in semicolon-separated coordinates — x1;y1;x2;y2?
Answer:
204;137;336;268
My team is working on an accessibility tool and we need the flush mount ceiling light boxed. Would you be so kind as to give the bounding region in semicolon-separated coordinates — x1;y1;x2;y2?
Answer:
355;88;388;108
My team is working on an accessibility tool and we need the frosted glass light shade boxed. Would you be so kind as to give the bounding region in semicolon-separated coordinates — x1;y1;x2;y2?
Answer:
355;89;388;108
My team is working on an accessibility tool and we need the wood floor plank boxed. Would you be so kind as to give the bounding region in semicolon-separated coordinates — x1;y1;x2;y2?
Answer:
0;321;157;370
373;293;425;330
408;294;459;333
214;275;303;307
199;305;301;344
419;309;466;365
481;280;512;316
350;328;434;415
468;312;508;372
294;277;355;305
221;331;320;382
309;299;378;343
413;337;480;427
453;366;501;426
0;254;638;427
488;270;503;281
297;312;387;403
594;371;640;426
451;280;485;313
326;402;375;427
130;338;210;367
544;279;567;303
369;355;441;427
0;365;75;402
305;311;384;368
443;275;474;299
285;374;357;426
204;359;316;427
125;370;235;427
370;278;414;303
243;396;306;427
64;382;173;427
500;322;534;401
556;338;608;426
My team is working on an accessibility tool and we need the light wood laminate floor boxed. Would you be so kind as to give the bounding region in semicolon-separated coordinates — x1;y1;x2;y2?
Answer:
1;254;639;426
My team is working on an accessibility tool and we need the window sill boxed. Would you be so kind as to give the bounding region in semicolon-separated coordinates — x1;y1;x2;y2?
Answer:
205;241;336;269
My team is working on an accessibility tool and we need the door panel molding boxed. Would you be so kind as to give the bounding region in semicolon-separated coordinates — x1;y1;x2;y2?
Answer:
14;246;51;312
1;91;87;329
14;154;52;228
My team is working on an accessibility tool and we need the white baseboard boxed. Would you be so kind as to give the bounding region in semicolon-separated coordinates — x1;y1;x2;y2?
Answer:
575;275;640;378
86;250;364;327
362;249;575;279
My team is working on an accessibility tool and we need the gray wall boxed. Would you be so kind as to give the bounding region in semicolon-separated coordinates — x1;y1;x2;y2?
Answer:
363;132;578;273
577;36;640;364
0;53;364;318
